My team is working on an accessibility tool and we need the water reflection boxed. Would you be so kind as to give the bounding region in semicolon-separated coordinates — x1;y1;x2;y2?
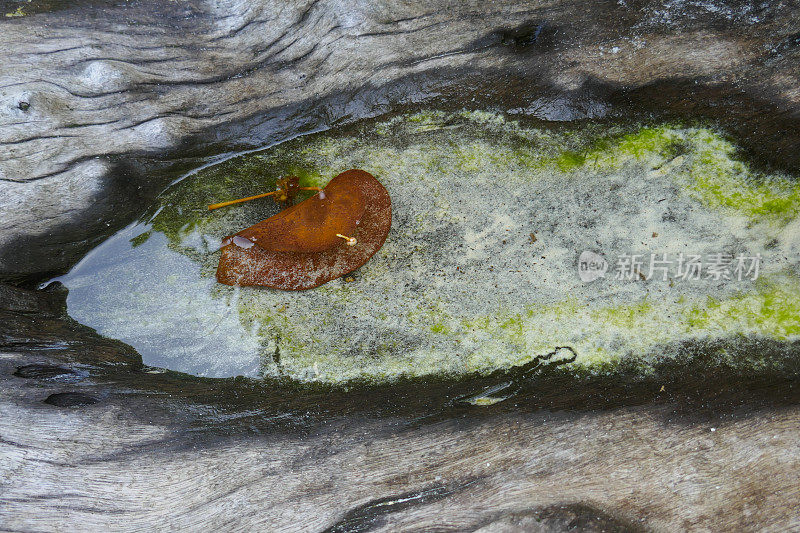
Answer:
59;226;263;377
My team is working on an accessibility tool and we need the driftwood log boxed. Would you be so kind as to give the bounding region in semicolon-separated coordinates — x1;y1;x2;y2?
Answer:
2;0;800;281
2;0;800;530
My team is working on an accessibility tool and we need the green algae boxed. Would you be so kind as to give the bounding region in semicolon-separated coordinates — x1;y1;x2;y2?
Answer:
614;126;684;160
460;272;800;375
555;150;587;171
5;5;26;17
144;154;325;251
681;275;800;339
685;129;800;224
569;124;800;225
56;109;800;382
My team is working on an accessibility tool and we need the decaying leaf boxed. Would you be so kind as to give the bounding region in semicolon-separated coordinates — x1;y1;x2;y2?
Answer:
216;169;391;290
222;172;367;253
273;176;301;206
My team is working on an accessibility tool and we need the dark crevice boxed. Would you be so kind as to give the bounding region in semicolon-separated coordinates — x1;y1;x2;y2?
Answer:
14;364;86;382
358;20;448;38
322;480;480;533
43;392;100;407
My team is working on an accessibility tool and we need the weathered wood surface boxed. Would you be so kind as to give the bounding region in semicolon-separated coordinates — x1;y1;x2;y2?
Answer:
2;0;800;530
3;391;799;531
2;283;800;531
2;0;800;280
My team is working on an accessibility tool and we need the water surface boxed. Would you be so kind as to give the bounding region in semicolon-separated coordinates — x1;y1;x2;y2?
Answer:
56;111;800;381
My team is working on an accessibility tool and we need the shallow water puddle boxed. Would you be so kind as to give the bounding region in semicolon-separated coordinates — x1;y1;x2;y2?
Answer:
56;111;800;381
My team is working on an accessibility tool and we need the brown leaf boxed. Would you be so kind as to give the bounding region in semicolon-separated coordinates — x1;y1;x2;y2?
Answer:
222;172;367;253
217;169;391;290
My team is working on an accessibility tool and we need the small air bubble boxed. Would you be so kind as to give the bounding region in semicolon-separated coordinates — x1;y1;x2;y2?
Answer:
232;236;254;249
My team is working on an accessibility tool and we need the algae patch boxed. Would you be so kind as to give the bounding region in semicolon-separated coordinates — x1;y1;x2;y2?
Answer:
56;111;800;382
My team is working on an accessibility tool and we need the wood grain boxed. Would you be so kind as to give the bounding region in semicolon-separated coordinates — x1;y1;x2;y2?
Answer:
1;1;800;529
2;283;800;531
1;0;799;280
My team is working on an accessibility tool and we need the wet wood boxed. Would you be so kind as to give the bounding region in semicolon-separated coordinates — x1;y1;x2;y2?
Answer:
1;0;799;280
2;282;800;530
1;0;799;529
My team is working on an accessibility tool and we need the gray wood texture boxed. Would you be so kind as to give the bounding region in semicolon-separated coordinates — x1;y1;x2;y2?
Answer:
2;0;800;530
2;0;799;280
